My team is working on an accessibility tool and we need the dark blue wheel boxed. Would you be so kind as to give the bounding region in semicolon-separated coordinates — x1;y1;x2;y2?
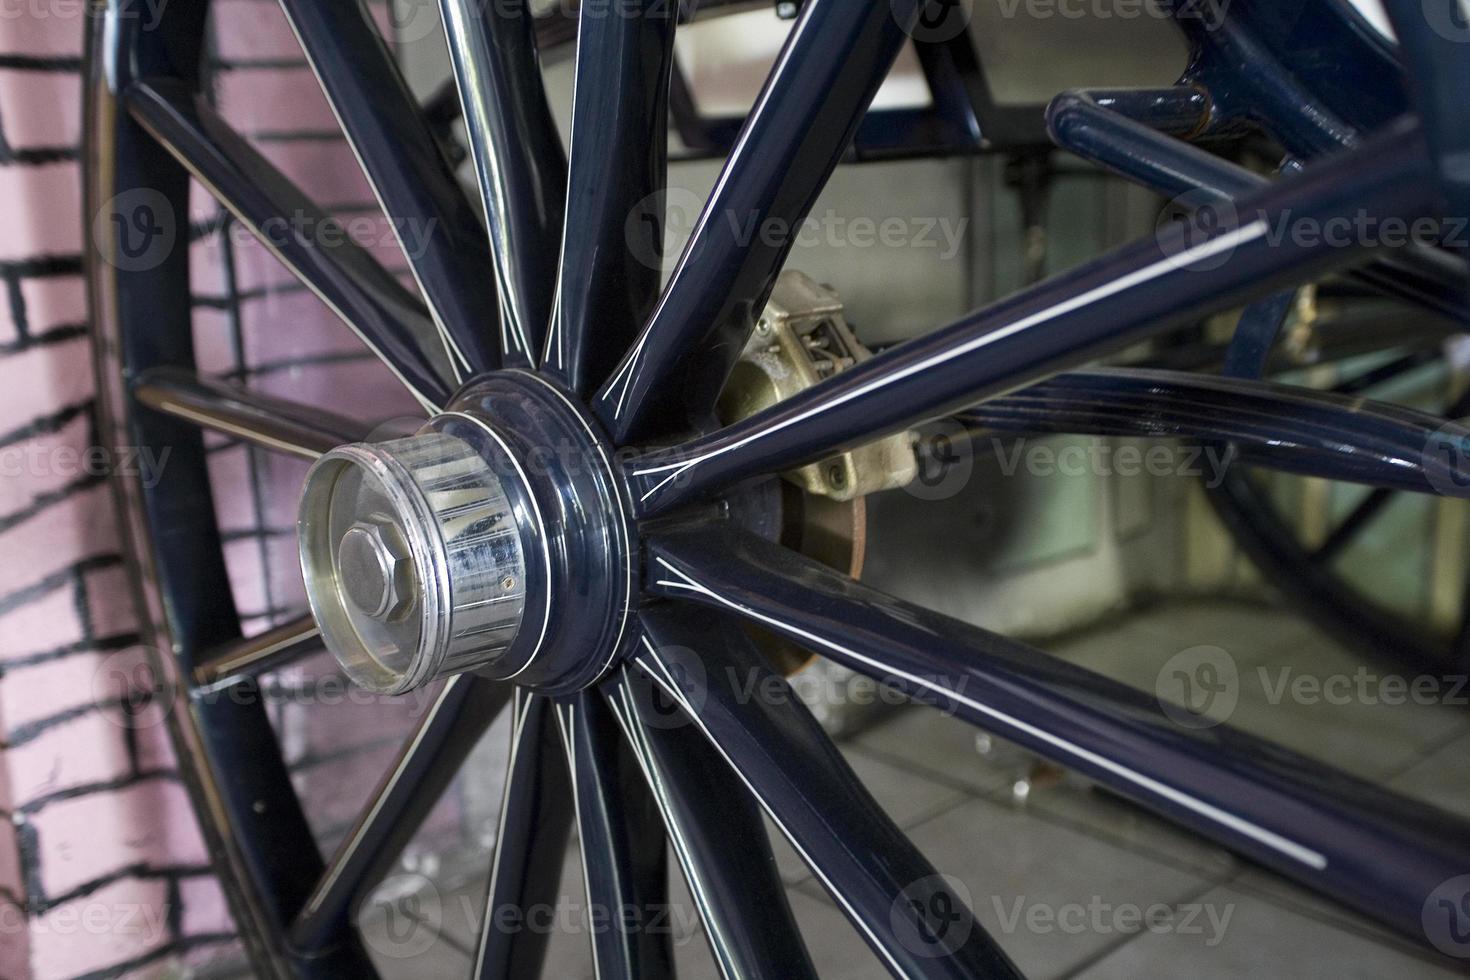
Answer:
85;0;1470;976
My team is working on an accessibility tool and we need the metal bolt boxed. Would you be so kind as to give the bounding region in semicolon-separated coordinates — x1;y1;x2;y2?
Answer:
828;463;847;489
500;575;517;592
337;521;415;621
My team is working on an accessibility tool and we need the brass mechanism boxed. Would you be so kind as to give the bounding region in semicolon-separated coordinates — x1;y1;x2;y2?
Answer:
720;271;919;674
719;271;919;501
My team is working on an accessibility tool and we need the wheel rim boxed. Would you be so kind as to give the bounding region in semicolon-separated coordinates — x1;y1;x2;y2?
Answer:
85;0;1470;977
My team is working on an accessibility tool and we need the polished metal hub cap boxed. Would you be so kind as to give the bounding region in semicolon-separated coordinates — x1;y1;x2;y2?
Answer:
299;371;633;695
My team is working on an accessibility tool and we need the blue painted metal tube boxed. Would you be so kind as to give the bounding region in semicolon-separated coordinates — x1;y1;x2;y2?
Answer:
602;668;819;980
625;120;1437;516
472;691;574;979
593;0;929;443
635;605;1025;980
645;527;1470;946
278;0;503;375
438;0;567;370
126;79;456;410
1046;87;1470;324
551;691;673;978
543;0;676;395
952;367;1470;496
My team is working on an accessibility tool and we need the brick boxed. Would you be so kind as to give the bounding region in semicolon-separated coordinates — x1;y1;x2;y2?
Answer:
31;777;206;898
0;646;113;733
0;336;93;430
8;708;133;803
204;444;256;535
0;578;81;663
0;68;80;149
0;5;86;57
264;534;308;610
256;357;422;429
19;273;87;336
0;897;28;980
294;739;399;842
0;279;16;346
0;409;92;518
0;817;20;897
215;68;337;135
212;0;306;62
0;162;81;261
0;482;120;600
222;537;268;618
29;875;170;980
83;562;138;640
178;874;233;937
259;140;371;207
222;230;300;296
131;711;176;775
239;288;366;367
191;306;237;377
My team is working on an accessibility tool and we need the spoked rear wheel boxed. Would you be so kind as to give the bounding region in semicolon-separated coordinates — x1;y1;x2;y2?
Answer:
86;0;1470;977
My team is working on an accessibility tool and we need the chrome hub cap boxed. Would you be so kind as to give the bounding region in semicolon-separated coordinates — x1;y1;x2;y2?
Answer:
299;371;633;695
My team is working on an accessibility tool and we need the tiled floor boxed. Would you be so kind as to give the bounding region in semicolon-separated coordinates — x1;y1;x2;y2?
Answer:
368;598;1470;979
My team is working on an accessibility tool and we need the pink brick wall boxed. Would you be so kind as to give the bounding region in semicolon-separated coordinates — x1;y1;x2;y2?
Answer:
0;2;445;977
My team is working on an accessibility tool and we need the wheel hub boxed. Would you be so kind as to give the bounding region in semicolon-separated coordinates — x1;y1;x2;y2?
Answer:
299;370;634;695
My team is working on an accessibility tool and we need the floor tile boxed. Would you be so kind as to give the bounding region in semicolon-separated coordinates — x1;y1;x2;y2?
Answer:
897;796;1219;978
1075;884;1463;980
1389;728;1470;819
854;702;1017;793
769;744;971;885
1217;636;1469;781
